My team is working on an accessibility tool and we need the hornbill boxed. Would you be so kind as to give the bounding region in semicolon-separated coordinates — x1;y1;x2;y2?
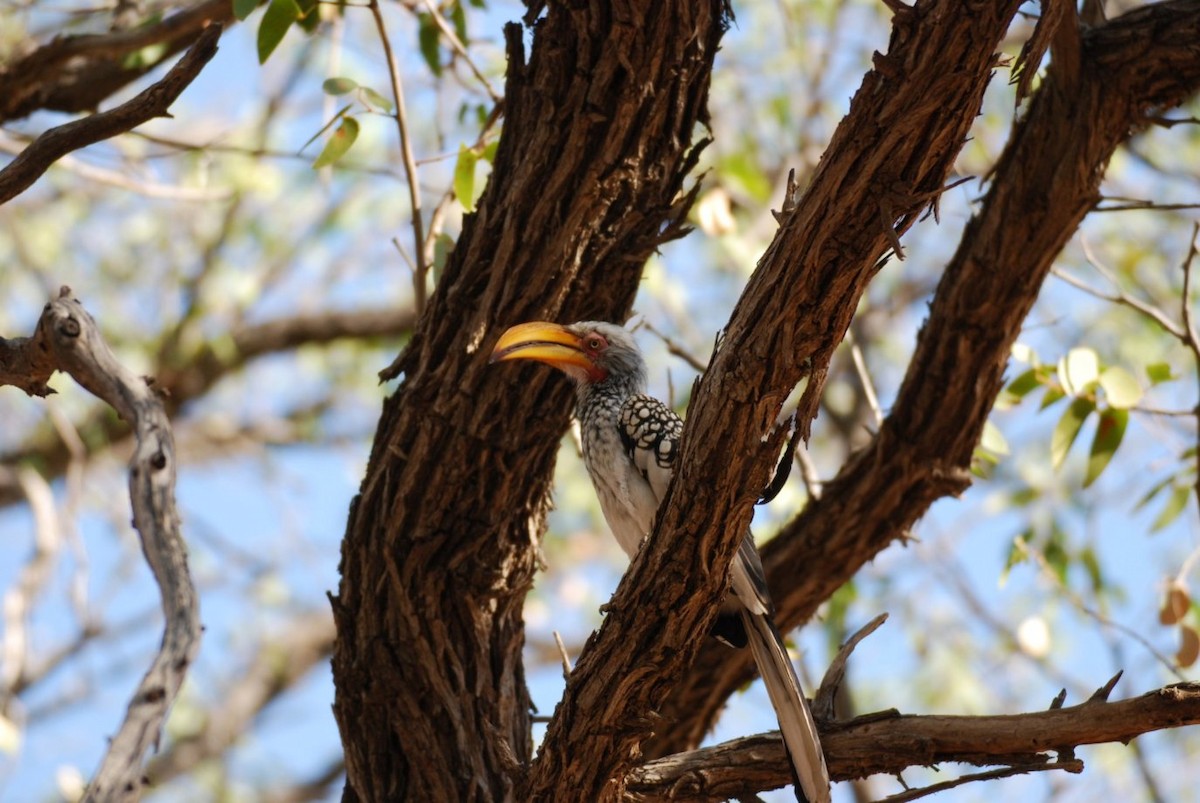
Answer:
491;320;831;803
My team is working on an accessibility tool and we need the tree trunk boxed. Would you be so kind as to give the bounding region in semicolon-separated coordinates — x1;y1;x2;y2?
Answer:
329;3;728;800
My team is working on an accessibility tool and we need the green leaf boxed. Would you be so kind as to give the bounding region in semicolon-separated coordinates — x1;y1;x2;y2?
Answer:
1001;533;1031;584
1147;362;1175;385
1084;407;1127;487
1051;397;1094;469
481;140;499;163
1043;526;1070;584
1006;368;1042;399
323;77;358;95
432;232;455;282
360;86;394;113
1040;385;1066;410
298;104;352;153
312;115;359;168
418;13;442;76
454;144;478;212
1099;366;1142;409
997;367;1041;408
1135;475;1174;511
451;0;468;44
295;0;319;32
1151;484;1191;533
257;0;301;63
233;0;260;20
1059;347;1099;396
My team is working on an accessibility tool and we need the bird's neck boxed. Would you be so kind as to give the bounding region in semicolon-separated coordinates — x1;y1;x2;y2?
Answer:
575;373;643;419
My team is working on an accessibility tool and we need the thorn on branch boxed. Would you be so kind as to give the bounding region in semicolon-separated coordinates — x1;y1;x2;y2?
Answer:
770;168;802;225
1049;688;1067;710
1089;670;1124;703
814;613;888;722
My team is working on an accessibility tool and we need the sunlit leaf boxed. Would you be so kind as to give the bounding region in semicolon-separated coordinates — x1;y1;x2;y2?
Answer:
360;86;394;113
1099;366;1142;409
454;144;479;212
1059;347;1099;396
980;419;1009;455
0;714;19;754
257;0;301;63
1084;407;1127;487
1177;624;1200;668
1051;397;1094;469
418;13;442;76
312;115;360;168
1161;583;1190;625
1146;362;1175;385
323;77;358;95
1011;341;1038;365
1151;484;1191;533
482;140;499;163
299;104;352;153
233;0;260;20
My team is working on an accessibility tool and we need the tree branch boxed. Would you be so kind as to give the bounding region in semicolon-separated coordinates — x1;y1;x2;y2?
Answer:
0;288;200;803
625;682;1200;800
145;610;334;786
0;0;232;124
0;306;416;509
651;0;1200;755
0;24;221;205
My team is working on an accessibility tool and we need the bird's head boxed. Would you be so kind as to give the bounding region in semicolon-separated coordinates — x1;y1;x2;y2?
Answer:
490;320;646;389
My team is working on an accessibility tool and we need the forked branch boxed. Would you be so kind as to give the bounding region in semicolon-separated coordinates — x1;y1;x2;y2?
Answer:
0;288;200;803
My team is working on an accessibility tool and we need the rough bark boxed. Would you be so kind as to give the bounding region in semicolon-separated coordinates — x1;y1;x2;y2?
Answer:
648;0;1200;757
0;288;200;803
626;681;1200;800
329;3;726;801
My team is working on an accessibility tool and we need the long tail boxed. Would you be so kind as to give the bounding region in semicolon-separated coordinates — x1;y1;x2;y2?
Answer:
742;609;831;803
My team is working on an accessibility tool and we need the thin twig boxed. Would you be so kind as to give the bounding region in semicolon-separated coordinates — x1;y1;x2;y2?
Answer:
367;0;428;315
1177;223;1200;512
845;328;883;427
879;760;1084;802
640;320;708;373
1017;536;1186;681
1051;264;1184;340
418;0;501;103
553;630;573;679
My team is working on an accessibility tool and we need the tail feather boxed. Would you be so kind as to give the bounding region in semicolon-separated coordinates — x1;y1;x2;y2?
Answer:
742;610;831;803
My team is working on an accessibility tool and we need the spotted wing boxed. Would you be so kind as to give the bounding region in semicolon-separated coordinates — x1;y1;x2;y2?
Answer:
617;394;684;503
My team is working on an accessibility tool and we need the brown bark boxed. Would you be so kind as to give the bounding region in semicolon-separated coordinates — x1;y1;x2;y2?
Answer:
329;3;727;801
626;681;1200;800
0;24;222;205
649;0;1200;757
0;0;233;124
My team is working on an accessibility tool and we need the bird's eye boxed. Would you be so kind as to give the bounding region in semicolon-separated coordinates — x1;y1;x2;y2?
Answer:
586;335;606;351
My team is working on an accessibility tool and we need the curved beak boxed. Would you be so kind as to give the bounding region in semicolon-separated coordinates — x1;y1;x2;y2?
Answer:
490;321;595;377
